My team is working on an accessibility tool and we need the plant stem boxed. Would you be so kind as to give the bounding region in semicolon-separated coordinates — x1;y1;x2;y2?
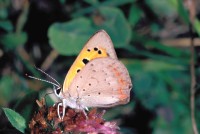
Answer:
189;23;199;134
41;50;59;71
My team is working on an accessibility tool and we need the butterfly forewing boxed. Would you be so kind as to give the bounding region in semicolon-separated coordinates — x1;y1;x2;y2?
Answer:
63;30;117;91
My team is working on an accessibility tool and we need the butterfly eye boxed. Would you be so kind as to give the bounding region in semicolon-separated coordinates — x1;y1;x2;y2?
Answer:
56;87;61;95
53;85;62;97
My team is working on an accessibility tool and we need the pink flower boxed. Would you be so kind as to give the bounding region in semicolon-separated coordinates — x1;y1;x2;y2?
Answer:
29;99;119;134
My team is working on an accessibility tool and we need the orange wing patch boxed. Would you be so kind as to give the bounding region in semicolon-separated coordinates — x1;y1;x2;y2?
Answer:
63;47;108;91
111;67;129;101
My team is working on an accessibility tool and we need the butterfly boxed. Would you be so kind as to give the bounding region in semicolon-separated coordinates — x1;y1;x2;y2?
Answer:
52;30;132;119
28;30;132;120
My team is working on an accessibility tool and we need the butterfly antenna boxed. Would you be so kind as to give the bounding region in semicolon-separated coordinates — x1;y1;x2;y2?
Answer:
34;66;61;86
26;74;60;88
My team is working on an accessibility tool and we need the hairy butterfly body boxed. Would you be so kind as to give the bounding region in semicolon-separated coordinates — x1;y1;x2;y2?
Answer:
54;30;132;119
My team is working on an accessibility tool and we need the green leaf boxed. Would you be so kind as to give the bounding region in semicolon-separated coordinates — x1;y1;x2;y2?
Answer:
130;32;189;61
48;7;131;55
72;0;135;17
146;0;189;24
133;71;170;110
3;108;26;133
0;76;14;106
125;59;187;110
48;17;95;55
168;0;189;24
0;32;27;50
84;0;99;5
0;8;8;19
96;7;131;47
59;0;66;4
146;0;177;17
14;91;39;122
176;0;189;24
128;4;143;27
0;20;13;32
194;18;200;36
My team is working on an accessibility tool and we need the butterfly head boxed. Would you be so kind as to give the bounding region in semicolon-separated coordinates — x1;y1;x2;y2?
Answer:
53;85;64;98
26;67;65;99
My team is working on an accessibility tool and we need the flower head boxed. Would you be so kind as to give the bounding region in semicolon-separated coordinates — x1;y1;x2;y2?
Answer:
29;99;119;134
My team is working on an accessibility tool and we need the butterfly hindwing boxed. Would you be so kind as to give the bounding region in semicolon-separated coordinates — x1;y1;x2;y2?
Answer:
66;57;132;108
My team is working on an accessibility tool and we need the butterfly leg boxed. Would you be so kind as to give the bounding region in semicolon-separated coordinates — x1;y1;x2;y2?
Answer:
61;100;67;120
57;102;62;119
82;109;88;119
57;101;66;120
77;100;88;119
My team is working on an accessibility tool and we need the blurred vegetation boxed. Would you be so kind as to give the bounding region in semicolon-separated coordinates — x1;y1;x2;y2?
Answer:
0;0;200;133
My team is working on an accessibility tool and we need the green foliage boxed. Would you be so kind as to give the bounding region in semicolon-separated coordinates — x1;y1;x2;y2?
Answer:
97;7;131;47
146;0;177;17
71;0;135;17
84;0;99;5
48;7;131;55
194;19;200;36
0;76;14;106
128;4;143;27
0;20;13;32
48;17;95;55
0;32;27;50
3;108;26;133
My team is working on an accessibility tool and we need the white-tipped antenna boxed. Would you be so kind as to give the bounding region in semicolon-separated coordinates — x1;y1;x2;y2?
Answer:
26;74;60;88
34;66;61;86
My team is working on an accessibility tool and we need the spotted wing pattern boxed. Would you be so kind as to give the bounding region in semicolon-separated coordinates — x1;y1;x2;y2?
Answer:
63;30;117;91
66;57;132;108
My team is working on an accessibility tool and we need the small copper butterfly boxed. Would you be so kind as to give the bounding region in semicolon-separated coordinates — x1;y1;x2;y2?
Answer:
27;30;132;119
54;30;132;119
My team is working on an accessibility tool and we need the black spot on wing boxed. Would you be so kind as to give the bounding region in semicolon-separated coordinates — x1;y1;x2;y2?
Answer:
94;47;98;51
98;50;102;54
87;49;90;52
82;58;89;64
77;69;80;73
